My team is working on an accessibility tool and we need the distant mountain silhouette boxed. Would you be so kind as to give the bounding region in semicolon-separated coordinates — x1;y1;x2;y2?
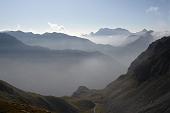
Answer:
123;29;152;44
108;30;154;66
0;33;125;96
90;28;131;36
6;31;96;51
5;30;154;67
0;33;49;52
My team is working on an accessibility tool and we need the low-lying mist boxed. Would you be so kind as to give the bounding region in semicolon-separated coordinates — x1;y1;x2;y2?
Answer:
83;35;128;46
0;55;126;96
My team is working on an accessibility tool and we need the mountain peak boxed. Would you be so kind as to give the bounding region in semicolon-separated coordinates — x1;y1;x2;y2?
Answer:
142;29;148;32
137;29;154;35
91;28;131;36
77;86;89;91
72;86;90;97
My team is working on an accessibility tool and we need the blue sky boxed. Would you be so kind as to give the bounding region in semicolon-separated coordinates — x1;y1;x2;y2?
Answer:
0;0;170;36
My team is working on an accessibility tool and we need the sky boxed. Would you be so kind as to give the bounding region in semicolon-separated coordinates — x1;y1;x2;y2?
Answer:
0;0;170;36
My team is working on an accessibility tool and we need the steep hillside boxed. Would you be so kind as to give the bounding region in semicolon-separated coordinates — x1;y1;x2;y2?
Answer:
0;80;79;113
0;79;100;113
72;36;170;113
0;99;54;113
103;36;170;113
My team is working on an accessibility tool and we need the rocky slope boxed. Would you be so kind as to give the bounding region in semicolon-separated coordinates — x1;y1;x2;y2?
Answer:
72;36;170;113
104;36;170;113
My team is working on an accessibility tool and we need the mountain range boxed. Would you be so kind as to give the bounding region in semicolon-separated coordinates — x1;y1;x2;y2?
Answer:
0;35;170;113
89;28;131;36
0;33;125;96
5;29;154;66
6;31;96;51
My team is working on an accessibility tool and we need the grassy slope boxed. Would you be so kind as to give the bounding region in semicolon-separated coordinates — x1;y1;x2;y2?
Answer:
0;80;100;113
0;80;79;113
0;99;54;113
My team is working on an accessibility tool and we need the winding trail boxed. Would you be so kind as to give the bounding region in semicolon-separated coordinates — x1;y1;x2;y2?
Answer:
93;105;96;113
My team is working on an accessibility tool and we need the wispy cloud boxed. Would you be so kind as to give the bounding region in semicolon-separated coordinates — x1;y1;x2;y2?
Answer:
16;24;21;30
146;6;160;14
154;20;170;31
0;24;22;32
47;22;65;33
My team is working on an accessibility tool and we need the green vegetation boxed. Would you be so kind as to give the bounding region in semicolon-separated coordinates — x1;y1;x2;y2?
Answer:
0;99;53;113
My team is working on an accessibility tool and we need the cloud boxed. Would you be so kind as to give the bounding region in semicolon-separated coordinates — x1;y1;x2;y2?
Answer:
146;6;160;14
153;20;170;31
0;24;22;32
47;22;65;33
16;24;21;30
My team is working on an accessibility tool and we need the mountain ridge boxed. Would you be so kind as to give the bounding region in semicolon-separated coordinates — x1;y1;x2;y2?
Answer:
72;36;170;113
90;28;131;36
0;32;125;96
5;30;155;67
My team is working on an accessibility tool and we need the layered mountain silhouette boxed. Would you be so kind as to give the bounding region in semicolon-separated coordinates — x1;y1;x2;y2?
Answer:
5;30;154;66
72;36;170;113
0;33;170;113
0;33;125;96
1;35;170;113
123;29;153;44
0;33;49;52
6;31;96;51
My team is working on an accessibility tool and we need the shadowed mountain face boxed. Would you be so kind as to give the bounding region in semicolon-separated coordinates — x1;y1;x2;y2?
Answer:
72;36;170;113
128;36;170;82
103;36;170;113
0;33;125;96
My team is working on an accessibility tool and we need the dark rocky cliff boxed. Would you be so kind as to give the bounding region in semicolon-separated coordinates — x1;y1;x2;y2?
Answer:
104;36;170;113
